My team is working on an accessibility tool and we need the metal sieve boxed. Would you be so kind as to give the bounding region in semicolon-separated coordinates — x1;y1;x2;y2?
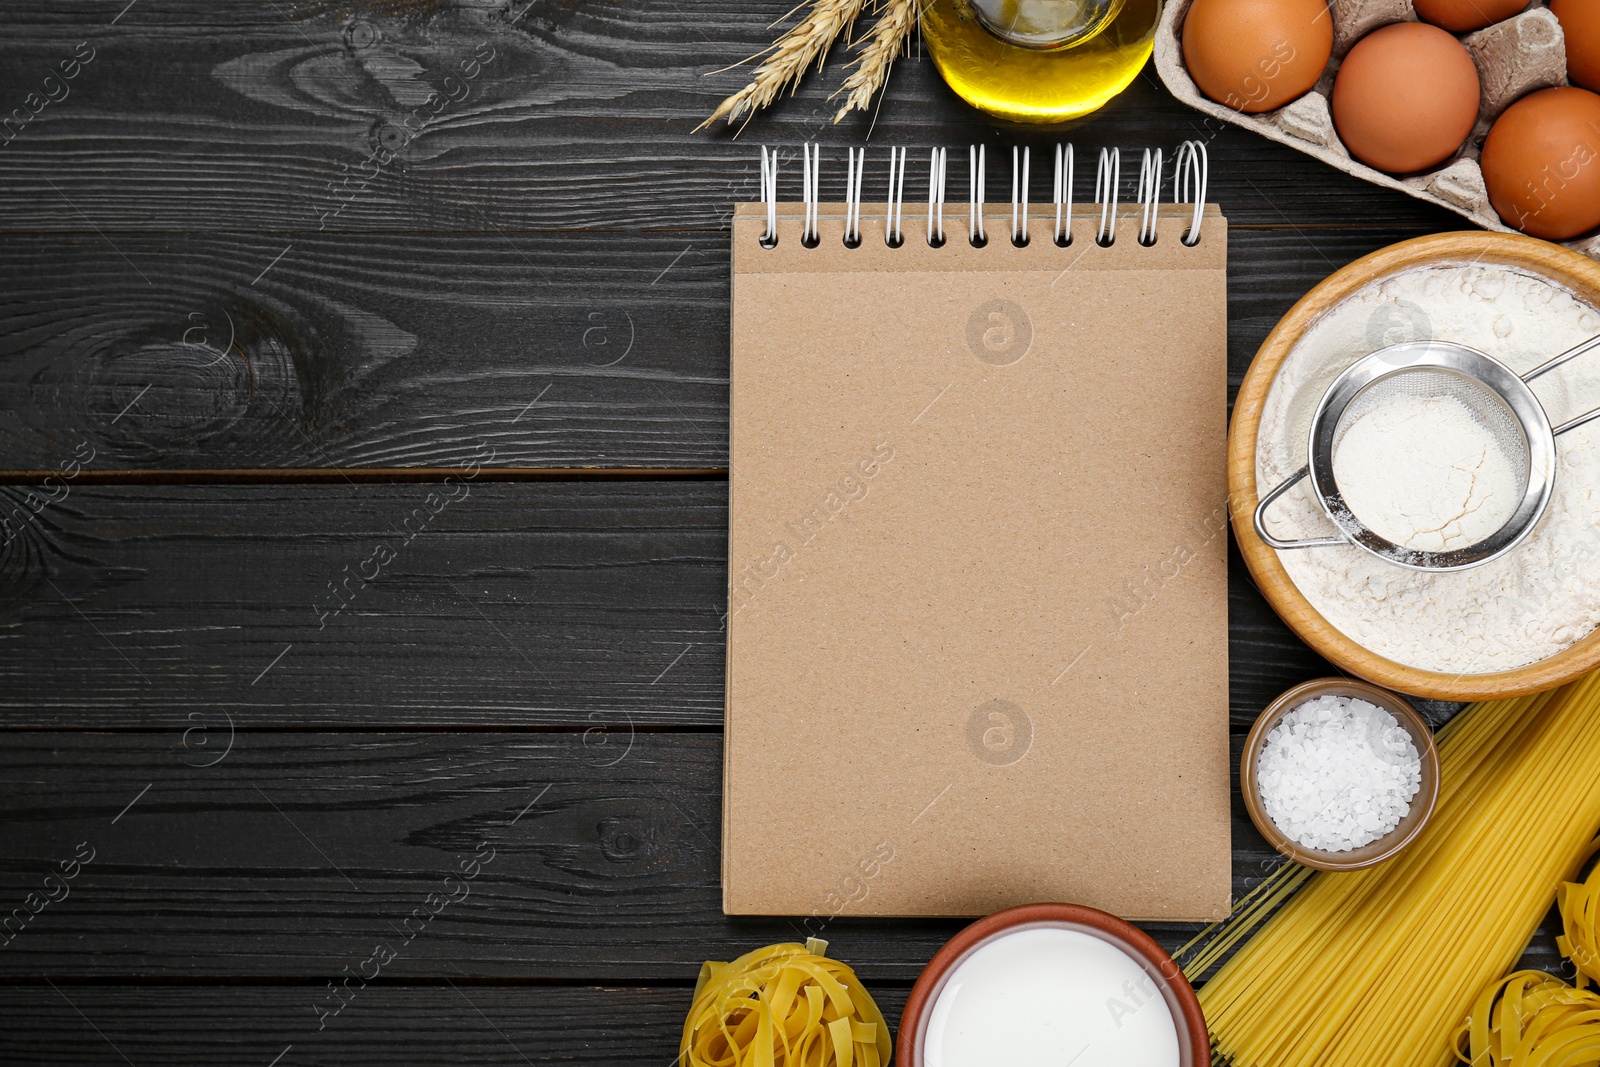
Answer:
1254;332;1600;572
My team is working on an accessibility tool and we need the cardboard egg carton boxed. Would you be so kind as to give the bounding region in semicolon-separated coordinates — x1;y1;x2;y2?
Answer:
1154;0;1600;261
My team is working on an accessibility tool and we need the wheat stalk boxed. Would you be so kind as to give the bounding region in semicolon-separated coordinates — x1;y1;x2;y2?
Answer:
697;0;867;132
831;0;918;123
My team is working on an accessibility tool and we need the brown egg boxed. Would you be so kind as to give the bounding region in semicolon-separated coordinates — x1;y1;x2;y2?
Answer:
1414;0;1528;34
1551;0;1600;92
1331;23;1481;174
1482;87;1600;240
1182;0;1333;113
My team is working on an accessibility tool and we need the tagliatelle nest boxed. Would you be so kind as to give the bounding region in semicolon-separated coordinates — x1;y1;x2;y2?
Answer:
679;939;892;1067
1454;838;1600;1066
698;0;920;131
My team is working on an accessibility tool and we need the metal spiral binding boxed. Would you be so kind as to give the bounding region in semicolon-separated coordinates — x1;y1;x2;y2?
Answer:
843;146;866;247
752;142;1207;251
1174;140;1209;246
1053;143;1074;247
968;144;987;246
885;147;907;248
1011;145;1031;246
759;146;779;248
927;147;947;247
1095;147;1121;247
1137;147;1163;247
801;142;821;247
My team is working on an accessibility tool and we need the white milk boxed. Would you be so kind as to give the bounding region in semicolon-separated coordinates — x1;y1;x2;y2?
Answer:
923;926;1182;1067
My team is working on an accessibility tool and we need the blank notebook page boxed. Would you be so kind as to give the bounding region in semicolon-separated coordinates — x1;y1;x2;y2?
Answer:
724;202;1231;921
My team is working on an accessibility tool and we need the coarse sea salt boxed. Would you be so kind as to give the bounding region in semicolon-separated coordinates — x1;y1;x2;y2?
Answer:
1256;695;1422;853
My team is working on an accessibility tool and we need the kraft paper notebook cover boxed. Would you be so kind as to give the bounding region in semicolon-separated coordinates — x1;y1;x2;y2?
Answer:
724;156;1231;921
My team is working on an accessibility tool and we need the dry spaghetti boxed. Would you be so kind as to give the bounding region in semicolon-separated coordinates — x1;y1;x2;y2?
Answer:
1450;836;1600;1065
1193;670;1600;1067
680;938;892;1067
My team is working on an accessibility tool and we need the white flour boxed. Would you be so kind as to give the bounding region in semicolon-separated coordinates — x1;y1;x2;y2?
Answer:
1257;265;1600;673
1332;392;1519;553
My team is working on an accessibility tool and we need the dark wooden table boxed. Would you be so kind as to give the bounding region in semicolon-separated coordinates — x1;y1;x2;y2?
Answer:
0;3;1567;1063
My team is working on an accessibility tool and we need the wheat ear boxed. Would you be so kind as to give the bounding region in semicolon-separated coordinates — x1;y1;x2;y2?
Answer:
831;0;918;123
698;0;867;131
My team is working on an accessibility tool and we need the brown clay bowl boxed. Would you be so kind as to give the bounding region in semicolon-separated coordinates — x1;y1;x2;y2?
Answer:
1229;231;1600;701
1240;678;1440;872
896;902;1209;1067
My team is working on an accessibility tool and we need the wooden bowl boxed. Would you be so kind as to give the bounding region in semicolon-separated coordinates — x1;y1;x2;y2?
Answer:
896;902;1209;1067
1229;231;1600;701
1241;678;1440;872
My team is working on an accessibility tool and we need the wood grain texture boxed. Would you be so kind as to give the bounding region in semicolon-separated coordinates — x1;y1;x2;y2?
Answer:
0;985;764;1066
0;482;728;727
0;729;1563;981
1228;232;1600;700
0;0;1530;1045
0;226;1435;471
0;1;1463;234
0;482;1336;728
0;228;728;471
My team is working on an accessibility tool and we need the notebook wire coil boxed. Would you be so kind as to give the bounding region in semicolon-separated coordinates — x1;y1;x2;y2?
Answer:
1096;147;1121;247
754;142;1209;252
1175;139;1209;246
843;146;866;248
1011;145;1031;247
1054;143;1075;247
1137;147;1163;247
758;146;780;248
886;146;906;248
969;143;987;247
801;142;821;247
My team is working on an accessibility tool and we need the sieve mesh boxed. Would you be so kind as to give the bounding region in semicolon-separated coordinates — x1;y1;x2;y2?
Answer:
1327;368;1531;550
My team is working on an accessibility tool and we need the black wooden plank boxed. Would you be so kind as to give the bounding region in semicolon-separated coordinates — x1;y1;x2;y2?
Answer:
0;482;729;728
0;481;1331;728
0;917;1578;1067
0;730;1566;980
0;985;733;1067
0;228;729;471
0;729;1277;979
0;2;1463;233
0;225;1431;471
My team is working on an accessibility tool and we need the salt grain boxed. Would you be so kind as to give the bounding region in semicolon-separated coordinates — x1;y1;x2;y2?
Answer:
1255;695;1422;853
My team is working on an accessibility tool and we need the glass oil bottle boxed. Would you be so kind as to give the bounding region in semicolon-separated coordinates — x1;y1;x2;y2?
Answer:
921;0;1163;123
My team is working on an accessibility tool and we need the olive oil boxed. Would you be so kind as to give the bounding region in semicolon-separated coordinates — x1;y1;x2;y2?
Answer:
922;0;1163;123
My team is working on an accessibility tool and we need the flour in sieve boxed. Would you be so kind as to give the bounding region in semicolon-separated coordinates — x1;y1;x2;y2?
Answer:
1257;265;1600;674
1332;391;1520;553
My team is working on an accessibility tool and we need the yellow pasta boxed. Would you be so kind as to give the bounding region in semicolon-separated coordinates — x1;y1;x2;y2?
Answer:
1456;971;1600;1067
680;938;892;1067
1560;843;1600;988
1194;670;1600;1067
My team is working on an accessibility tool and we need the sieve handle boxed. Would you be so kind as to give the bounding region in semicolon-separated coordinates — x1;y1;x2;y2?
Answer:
1527;333;1600;437
1253;465;1349;551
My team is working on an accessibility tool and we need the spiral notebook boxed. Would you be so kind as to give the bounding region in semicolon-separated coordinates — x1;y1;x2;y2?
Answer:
724;144;1232;921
